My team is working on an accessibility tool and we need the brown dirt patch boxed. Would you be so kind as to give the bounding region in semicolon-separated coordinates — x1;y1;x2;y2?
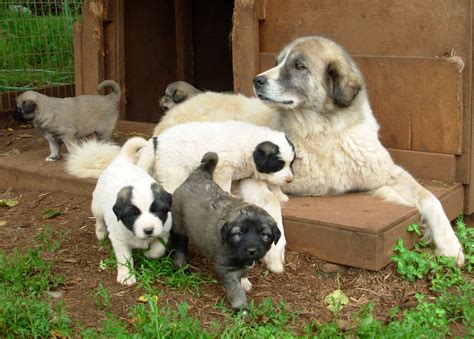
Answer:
0;188;457;333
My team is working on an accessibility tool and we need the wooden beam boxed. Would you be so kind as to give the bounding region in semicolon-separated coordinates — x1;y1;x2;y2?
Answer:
232;0;260;96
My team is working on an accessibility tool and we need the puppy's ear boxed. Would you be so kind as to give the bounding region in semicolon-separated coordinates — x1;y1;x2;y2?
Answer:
253;141;282;173
151;183;172;211
172;89;187;104
220;222;232;244
112;186;133;221
22;100;37;113
271;222;281;245
325;61;361;108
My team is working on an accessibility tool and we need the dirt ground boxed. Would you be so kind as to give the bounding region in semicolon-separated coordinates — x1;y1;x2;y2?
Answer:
0;126;471;333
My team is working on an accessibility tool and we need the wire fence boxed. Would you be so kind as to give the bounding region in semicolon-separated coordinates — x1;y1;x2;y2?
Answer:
0;0;83;93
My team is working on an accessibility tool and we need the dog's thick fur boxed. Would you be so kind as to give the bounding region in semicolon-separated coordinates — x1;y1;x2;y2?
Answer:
153;36;465;266
159;81;202;112
170;152;281;311
15;80;120;161
153;92;274;135
92;137;172;285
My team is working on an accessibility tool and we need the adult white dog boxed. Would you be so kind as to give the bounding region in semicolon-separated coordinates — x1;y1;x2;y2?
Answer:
152;36;464;266
92;137;173;285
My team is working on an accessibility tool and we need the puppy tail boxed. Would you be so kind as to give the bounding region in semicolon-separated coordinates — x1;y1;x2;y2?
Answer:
118;136;150;164
198;152;218;174
65;140;121;179
97;80;120;96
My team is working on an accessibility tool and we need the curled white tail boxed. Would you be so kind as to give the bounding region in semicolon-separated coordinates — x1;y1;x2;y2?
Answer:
65;140;120;179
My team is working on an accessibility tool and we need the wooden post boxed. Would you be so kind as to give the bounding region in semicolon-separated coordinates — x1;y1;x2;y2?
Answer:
232;0;262;96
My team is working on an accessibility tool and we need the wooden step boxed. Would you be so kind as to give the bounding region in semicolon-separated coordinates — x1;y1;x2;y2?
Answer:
0;121;464;270
283;183;464;270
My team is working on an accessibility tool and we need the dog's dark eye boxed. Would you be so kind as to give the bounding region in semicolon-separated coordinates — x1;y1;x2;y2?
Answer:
294;61;306;70
262;233;271;242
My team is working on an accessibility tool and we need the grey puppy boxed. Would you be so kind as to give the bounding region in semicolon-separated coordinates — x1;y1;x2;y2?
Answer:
14;80;120;161
159;81;202;112
171;152;281;312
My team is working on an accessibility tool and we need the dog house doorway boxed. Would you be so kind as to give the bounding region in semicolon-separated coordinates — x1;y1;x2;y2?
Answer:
123;0;234;122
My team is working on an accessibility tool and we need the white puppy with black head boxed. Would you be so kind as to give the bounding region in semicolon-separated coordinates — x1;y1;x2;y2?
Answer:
92;137;173;285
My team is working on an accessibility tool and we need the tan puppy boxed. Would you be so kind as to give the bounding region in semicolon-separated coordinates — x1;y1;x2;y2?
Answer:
152;36;465;266
14;80;120;161
159;81;202;112
153;91;275;135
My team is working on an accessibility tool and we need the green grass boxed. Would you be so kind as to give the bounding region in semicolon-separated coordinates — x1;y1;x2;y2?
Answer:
0;217;472;337
0;248;71;337
0;1;82;91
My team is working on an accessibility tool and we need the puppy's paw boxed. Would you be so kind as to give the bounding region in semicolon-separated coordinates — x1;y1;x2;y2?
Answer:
144;241;166;259
46;155;60;161
240;277;252;292
435;235;465;267
275;191;289;202
117;271;137;286
95;226;107;241
266;261;285;273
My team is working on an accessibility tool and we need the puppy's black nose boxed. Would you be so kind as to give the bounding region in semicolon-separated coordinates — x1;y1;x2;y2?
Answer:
253;75;268;88
247;248;257;255
143;228;154;236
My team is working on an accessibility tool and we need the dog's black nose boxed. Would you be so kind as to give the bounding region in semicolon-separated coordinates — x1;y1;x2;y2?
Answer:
253;75;268;87
143;228;154;236
247;248;257;255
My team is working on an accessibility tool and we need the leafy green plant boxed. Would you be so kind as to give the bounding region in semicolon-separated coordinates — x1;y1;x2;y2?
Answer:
92;283;111;309
35;224;68;252
41;209;62;220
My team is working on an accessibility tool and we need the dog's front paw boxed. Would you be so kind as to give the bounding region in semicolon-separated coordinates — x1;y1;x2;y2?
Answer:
144;241;166;258
95;226;107;241
435;235;465;267
275;191;289;202
266;261;285;273
46;155;60;161
240;277;252;292
117;270;136;285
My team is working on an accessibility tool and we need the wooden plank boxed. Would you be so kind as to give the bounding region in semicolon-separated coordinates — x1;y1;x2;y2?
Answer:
73;22;83;96
174;0;194;83
260;53;463;155
356;56;463;155
232;0;260;96
259;0;470;58
80;0;105;95
388;149;457;183
283;182;464;270
464;3;474;214
102;0;125;119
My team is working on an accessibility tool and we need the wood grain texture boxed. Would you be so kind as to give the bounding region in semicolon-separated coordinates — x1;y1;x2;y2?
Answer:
232;0;260;96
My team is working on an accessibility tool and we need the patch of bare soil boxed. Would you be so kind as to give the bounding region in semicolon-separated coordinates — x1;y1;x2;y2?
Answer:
0;188;453;333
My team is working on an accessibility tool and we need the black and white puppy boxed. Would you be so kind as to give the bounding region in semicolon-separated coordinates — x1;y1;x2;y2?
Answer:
92;137;172;285
170;152;281;312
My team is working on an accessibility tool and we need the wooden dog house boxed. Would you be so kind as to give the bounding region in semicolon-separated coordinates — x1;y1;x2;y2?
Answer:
61;0;474;269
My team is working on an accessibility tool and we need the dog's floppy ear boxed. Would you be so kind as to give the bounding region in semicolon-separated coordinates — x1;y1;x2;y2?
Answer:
112;186;133;221
271;222;281;245
253;141;282;173
172;89;187;104
325;61;361;108
151;183;172;211
220;222;232;244
22;100;37;113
